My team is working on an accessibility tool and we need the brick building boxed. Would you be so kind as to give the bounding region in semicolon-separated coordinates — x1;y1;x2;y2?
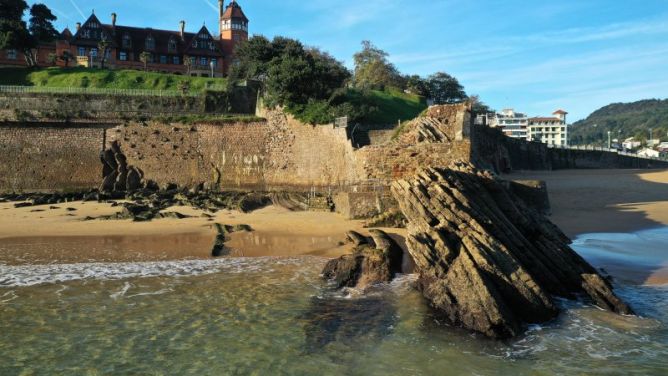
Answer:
0;0;249;77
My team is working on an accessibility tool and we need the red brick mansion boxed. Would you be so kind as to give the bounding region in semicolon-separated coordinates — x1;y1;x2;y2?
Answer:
0;0;249;77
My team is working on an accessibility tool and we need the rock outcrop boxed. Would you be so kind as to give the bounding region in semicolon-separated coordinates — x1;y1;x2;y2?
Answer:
322;230;403;289
391;161;632;339
100;141;145;192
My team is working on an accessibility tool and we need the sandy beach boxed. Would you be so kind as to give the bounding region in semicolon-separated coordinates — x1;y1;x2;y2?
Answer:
505;169;668;285
1;168;666;284
0;200;406;265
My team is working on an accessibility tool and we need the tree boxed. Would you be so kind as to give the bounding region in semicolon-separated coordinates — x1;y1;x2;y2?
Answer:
59;50;73;67
405;74;430;97
427;72;467;104
22;3;58;67
139;51;151;71
352;40;401;90
183;55;192;75
0;0;29;50
469;95;492;115
230;35;350;107
97;38;109;69
28;4;57;44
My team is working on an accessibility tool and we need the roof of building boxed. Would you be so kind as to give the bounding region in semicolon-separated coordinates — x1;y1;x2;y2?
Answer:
222;1;249;22
69;13;223;57
553;109;568;115
61;28;73;41
528;117;563;123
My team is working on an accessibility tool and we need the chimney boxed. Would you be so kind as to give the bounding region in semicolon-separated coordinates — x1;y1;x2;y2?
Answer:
111;13;117;27
76;22;81;32
179;20;186;39
219;0;225;16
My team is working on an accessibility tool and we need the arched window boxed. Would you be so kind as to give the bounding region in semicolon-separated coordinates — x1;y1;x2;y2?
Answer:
145;36;155;50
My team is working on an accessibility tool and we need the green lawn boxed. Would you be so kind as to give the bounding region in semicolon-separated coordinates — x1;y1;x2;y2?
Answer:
350;87;427;125
0;67;226;92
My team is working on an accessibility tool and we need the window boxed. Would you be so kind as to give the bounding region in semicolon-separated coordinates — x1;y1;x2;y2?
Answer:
90;48;98;58
119;51;127;61
200;57;207;66
190;56;196;66
160;55;167;64
78;47;86;56
211;58;217;68
82;29;90;38
6;49;17;60
168;38;177;52
122;34;132;48
145;36;155;50
173;56;180;65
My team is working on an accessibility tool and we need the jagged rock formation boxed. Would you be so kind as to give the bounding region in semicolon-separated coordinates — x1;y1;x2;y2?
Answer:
391;161;632;339
322;230;403;289
100;141;145;192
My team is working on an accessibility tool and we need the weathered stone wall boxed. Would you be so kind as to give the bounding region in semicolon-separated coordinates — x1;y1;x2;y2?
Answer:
0;124;105;191
470;124;668;172
103;110;360;191
0;88;257;121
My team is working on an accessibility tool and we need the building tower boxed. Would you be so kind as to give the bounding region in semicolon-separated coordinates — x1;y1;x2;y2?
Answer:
219;0;248;59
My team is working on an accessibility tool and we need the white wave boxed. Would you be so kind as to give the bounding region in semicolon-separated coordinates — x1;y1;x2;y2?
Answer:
0;257;309;288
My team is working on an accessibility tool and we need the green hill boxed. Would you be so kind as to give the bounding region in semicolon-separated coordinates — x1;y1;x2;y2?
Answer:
570;99;668;146
0;67;226;92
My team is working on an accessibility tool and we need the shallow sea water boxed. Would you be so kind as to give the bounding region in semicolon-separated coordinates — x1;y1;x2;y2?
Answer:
1;230;667;375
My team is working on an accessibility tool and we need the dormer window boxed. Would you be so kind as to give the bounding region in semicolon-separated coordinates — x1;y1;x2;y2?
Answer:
168;37;177;53
122;34;132;48
145;36;155;50
89;21;99;29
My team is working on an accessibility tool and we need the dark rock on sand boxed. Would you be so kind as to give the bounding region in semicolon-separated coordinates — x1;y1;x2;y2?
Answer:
210;223;253;257
391;161;633;339
322;230;403;289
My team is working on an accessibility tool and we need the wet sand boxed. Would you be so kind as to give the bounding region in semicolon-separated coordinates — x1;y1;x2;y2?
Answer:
0;201;404;265
505;169;668;285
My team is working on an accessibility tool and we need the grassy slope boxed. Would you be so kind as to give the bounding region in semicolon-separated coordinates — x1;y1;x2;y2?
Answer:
0;67;226;92
362;87;427;124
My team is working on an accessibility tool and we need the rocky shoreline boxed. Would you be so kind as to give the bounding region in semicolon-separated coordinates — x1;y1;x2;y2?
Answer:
325;161;633;339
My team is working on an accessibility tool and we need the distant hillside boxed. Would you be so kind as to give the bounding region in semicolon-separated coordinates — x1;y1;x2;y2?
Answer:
0;67;226;93
570;99;668;146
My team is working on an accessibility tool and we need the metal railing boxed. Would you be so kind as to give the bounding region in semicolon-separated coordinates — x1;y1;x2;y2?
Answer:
0;85;224;97
548;143;668;161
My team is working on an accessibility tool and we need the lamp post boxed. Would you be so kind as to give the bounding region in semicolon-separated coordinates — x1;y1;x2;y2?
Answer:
607;131;611;150
210;60;214;78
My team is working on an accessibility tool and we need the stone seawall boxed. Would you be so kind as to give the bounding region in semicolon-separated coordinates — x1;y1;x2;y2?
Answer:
0;110;361;193
3;104;665;195
0;124;105;191
471;124;668;172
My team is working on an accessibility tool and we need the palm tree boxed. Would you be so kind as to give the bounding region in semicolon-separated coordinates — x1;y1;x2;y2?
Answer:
139;51;151;72
183;55;192;75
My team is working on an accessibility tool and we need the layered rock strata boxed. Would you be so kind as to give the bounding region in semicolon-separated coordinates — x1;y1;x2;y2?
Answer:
391;161;632;338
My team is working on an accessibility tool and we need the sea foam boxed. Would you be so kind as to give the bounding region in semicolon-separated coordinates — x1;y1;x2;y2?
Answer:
0;257;311;287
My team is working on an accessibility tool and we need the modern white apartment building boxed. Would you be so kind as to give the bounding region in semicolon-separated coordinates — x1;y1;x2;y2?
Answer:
527;110;569;146
487;109;529;140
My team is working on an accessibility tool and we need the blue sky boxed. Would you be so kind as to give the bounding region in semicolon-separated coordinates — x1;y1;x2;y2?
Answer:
30;0;668;121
